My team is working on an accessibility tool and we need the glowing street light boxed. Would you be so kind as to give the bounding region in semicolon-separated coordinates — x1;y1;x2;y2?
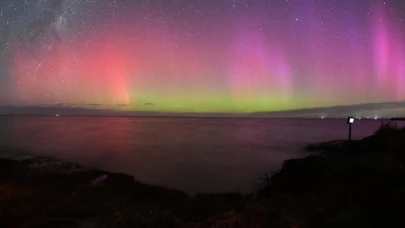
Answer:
347;117;355;141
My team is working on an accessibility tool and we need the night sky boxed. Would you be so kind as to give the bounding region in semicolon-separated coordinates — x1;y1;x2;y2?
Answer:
0;0;404;115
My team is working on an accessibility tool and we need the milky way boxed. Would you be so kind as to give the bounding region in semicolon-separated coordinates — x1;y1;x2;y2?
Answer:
0;0;405;114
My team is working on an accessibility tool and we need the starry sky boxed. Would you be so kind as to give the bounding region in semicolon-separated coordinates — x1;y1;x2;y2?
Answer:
0;0;405;115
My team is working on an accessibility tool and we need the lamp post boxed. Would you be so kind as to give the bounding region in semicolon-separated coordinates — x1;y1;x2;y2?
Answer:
347;117;355;141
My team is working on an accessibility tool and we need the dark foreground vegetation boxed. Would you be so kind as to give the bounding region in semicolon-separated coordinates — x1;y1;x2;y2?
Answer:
1;120;405;228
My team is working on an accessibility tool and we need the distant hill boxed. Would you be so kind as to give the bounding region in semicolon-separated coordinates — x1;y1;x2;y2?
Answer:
0;101;404;118
251;101;405;118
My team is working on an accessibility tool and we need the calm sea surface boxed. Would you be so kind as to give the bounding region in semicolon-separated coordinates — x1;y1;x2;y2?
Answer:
0;116;402;193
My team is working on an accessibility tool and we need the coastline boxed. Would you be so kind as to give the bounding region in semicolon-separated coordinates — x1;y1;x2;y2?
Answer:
0;154;253;228
1;121;405;227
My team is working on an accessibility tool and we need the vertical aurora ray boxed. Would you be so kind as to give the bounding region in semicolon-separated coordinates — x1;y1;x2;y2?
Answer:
373;4;391;98
1;0;405;114
228;25;293;112
396;49;405;99
372;3;405;101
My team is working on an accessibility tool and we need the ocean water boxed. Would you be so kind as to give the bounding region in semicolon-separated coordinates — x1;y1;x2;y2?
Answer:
0;116;400;193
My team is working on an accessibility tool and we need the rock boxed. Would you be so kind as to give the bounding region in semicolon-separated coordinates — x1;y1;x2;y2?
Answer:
267;156;327;193
282;155;326;174
104;173;136;186
91;174;108;186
